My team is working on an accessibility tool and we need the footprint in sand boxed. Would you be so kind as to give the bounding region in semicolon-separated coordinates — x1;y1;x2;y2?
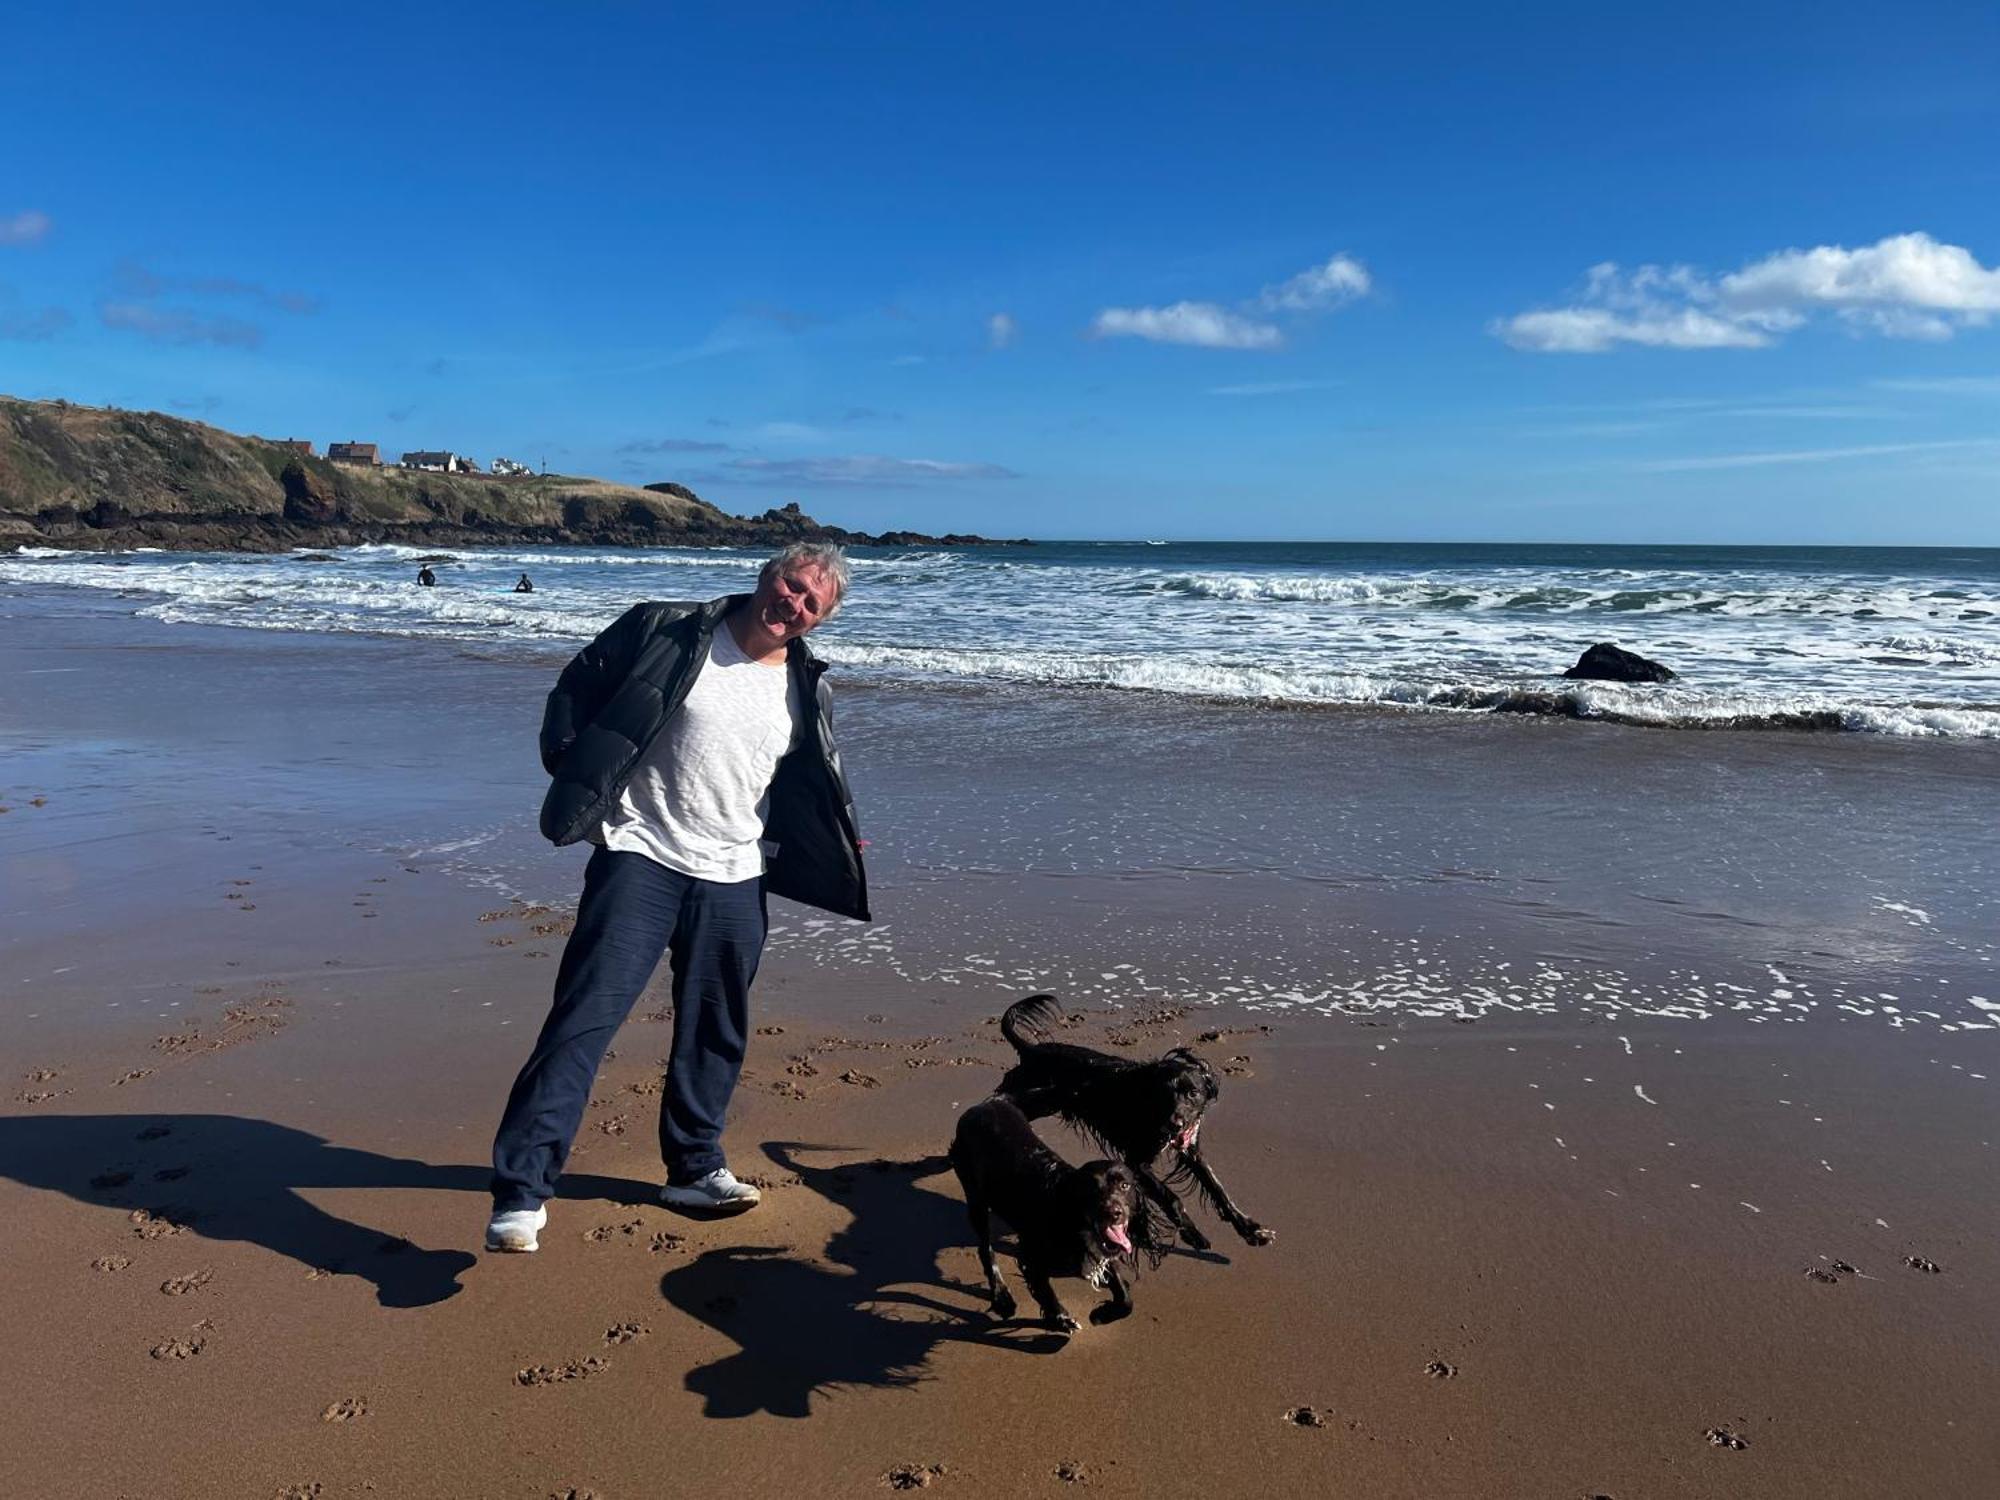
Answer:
275;1484;324;1499
149;1333;207;1361
885;1463;948;1490
582;1219;646;1244
1704;1427;1749;1450
1904;1255;1943;1274
1284;1406;1329;1428
838;1069;880;1088
1425;1360;1458;1379
23;1067;60;1083
1054;1461;1091;1484
155;1166;191;1182
756;1024;785;1036
603;1321;648;1345
516;1357;609;1386
547;1490;601;1500
161;1268;214;1296
113;1069;154;1087
90;1170;134;1190
319;1397;369;1423
649;1231;685;1255
130;1209;190;1240
93;1254;133;1272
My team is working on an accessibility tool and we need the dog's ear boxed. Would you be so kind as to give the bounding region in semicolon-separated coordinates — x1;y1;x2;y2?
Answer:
1167;1049;1221;1098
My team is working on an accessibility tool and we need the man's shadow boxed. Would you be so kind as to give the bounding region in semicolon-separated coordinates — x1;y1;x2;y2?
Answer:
0;1113;649;1308
660;1139;1062;1419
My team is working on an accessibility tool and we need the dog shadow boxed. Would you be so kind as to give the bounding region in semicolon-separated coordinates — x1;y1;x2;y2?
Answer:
659;1139;1063;1418
0;1112;650;1308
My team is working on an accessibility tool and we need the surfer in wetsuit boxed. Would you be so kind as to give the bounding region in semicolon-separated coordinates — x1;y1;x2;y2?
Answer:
417;565;437;587
514;574;534;593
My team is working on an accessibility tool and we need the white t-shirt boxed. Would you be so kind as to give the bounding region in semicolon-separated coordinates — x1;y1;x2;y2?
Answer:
593;620;801;882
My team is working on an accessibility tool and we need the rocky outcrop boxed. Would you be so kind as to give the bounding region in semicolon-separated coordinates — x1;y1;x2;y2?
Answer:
1562;642;1677;683
1;395;1020;553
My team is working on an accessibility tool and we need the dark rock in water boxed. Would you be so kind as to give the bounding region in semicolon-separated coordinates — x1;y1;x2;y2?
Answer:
1563;642;1676;683
294;552;337;562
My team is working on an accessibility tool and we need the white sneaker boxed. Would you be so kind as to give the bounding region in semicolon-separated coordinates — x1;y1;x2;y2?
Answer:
485;1204;548;1252
660;1167;761;1213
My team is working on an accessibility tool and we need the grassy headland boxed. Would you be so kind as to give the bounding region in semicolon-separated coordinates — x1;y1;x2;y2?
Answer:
0;396;1001;551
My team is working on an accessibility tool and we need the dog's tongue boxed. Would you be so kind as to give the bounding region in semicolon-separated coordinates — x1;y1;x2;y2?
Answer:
1177;1121;1200;1150
1106;1220;1133;1256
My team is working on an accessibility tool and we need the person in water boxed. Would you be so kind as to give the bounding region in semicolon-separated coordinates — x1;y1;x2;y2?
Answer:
417;565;437;587
514;574;534;593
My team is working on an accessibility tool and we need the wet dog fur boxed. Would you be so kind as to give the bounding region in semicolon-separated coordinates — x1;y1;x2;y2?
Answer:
995;993;1274;1255
948;1095;1141;1333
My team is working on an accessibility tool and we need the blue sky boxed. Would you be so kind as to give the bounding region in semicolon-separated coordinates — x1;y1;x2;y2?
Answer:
3;2;1997;544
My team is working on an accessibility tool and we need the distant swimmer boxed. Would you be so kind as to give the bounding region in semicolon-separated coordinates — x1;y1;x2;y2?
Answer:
514;573;535;593
417;565;437;587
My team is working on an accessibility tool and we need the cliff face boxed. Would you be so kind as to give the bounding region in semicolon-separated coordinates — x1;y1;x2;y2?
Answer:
0;397;999;551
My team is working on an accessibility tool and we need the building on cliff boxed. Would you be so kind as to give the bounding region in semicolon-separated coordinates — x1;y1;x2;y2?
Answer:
491;456;533;477
398;450;479;474
328;441;380;466
274;438;315;456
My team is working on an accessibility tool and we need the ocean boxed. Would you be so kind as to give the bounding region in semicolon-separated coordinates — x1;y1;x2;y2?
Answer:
5;539;1998;738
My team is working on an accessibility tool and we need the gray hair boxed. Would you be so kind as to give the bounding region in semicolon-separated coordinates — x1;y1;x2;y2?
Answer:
760;541;851;620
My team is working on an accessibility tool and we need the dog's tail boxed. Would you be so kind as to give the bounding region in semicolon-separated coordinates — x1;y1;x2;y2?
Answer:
998;993;1064;1054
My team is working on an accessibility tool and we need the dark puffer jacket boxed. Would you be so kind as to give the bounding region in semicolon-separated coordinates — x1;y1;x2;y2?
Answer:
538;594;870;921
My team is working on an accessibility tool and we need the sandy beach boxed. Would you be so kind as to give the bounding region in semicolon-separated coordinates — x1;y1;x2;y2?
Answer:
4;603;1997;1499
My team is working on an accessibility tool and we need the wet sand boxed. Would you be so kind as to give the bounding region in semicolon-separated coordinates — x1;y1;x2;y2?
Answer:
4;607;1998;1497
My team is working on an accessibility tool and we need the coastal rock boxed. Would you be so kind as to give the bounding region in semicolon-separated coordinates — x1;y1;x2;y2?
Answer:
280;460;342;526
1562;642;1676;683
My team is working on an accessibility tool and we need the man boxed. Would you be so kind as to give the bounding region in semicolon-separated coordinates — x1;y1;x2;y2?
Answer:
485;542;869;1252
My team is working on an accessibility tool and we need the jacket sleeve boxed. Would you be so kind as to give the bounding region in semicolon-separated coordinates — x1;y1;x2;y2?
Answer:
539;602;652;775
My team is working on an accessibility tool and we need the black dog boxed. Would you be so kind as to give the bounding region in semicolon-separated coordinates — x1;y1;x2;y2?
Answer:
996;993;1274;1254
948;1096;1141;1333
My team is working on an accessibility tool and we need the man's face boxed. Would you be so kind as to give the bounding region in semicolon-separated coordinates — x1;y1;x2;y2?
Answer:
752;562;836;644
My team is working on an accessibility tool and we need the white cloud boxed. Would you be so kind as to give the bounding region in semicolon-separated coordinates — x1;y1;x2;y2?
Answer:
1497;304;1770;353
1090;252;1371;352
1497;233;2000;353
1720;233;2000;320
988;312;1018;349
1090;301;1283;350
0;210;51;246
1257;254;1371;312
